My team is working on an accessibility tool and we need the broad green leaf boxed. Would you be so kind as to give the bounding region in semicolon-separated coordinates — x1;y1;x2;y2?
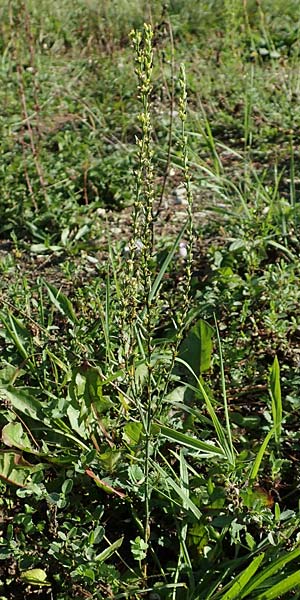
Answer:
134;362;148;388
74;224;89;241
131;536;148;561
68;367;105;418
153;424;225;458
44;280;79;325
256;569;300;600
123;422;143;445
165;385;190;404
0;363;23;386
241;487;273;510
219;553;265;600
2;422;34;452
66;404;88;439
189;522;210;554
269;356;282;445
178;319;214;377
67;367;112;437
20;568;50;586
0;451;43;487
1;386;42;421
98;449;122;472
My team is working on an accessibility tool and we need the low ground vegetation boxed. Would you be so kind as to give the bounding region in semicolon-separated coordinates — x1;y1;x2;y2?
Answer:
0;1;300;598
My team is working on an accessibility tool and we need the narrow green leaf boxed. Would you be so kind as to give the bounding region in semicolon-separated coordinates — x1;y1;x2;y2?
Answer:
153;423;225;457
179;449;189;505
0;313;32;362
249;428;274;483
269;356;282;445
44;280;79;325
149;221;187;304
175;357;235;465
219;553;265;600
241;546;300;598
198;376;233;463
95;536;124;562
256;569;300;600
155;462;201;520
267;239;295;262
45;349;70;373
214;316;235;466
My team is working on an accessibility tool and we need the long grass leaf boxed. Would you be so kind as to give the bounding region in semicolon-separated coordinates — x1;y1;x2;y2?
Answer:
215;553;265;600
0;313;32;364
179;449;189;506
148;221;187;304
269;356;282;446
175;357;234;464
153;424;225;457
154;462;201;519
256;569;300;600
214;315;235;466
95;536;124;563
249;428;274;483
44;281;78;325
241;546;300;598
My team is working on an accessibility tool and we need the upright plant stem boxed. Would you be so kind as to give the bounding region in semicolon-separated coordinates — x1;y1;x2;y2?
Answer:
129;24;155;581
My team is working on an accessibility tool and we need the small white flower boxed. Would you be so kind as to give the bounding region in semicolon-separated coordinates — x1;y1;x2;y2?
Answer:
96;208;106;217
179;241;187;259
135;239;144;252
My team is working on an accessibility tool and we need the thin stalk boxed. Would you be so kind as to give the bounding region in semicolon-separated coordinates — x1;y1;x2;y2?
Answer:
214;315;235;468
158;64;194;405
129;25;155;582
155;17;175;217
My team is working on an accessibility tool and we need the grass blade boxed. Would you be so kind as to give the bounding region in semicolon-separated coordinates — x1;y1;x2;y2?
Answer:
148;221;187;304
256;569;300;600
214;316;235;467
241;546;300;598
214;553;265;600
175;357;235;465
153;423;226;458
154;461;201;520
44;280;79;325
249;428;274;483
269;356;282;446
95;536;124;563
